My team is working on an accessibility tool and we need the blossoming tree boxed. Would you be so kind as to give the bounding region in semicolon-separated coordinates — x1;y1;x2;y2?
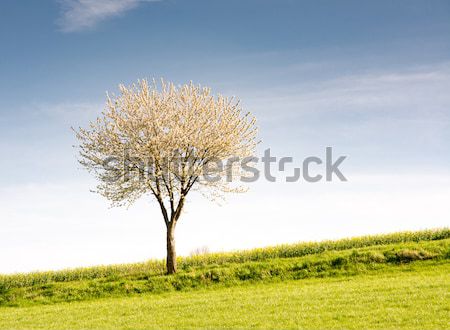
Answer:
74;80;258;274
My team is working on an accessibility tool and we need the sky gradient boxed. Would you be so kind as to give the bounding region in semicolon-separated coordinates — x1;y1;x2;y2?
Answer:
1;0;449;273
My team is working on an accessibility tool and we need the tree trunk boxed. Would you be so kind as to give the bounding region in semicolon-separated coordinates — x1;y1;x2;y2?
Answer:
166;221;177;274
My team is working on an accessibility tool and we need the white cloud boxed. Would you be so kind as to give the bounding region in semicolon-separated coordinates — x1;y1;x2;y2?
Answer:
56;0;158;32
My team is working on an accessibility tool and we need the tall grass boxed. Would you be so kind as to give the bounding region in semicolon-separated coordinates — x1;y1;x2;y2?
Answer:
181;228;450;267
1;228;448;291
0;238;448;307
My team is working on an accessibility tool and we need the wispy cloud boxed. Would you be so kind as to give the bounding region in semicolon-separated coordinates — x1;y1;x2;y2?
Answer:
36;101;103;123
245;62;450;122
56;0;158;32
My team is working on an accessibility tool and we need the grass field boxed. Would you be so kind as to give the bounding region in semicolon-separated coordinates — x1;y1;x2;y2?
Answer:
0;262;448;329
1;229;449;329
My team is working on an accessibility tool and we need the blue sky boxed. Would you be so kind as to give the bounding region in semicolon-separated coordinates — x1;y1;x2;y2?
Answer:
1;0;449;273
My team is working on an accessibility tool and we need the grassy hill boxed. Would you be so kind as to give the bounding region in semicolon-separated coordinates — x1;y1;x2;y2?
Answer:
0;228;449;329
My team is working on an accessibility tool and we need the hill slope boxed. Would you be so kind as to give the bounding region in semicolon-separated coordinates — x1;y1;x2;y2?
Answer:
0;229;449;329
0;262;448;329
0;229;449;307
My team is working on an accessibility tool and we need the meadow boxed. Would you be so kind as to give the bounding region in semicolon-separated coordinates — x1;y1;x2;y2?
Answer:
0;228;449;329
0;263;448;329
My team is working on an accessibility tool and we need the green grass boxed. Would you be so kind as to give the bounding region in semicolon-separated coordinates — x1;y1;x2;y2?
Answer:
0;229;449;307
0;228;449;329
0;262;448;329
2;228;448;289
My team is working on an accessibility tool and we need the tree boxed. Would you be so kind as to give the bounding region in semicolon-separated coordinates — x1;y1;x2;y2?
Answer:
74;79;258;274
